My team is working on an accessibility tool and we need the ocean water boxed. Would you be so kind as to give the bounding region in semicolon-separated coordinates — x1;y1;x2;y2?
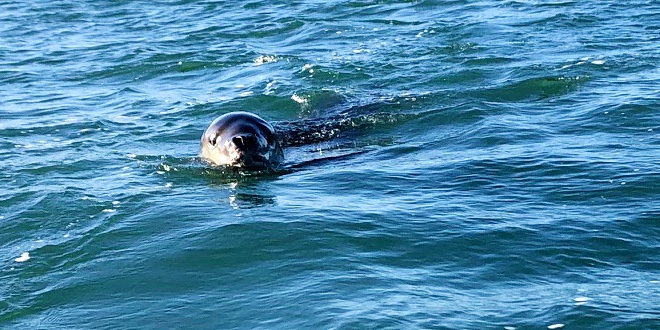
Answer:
1;0;659;328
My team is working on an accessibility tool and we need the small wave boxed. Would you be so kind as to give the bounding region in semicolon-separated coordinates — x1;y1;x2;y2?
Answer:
133;154;286;186
476;75;589;102
290;89;348;117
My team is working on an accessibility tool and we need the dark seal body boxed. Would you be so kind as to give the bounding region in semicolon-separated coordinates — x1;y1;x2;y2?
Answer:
201;112;283;170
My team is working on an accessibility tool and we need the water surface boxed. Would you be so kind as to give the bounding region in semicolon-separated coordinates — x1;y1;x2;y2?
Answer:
1;0;659;329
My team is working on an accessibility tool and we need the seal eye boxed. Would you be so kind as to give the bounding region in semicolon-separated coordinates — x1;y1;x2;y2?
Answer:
209;133;218;147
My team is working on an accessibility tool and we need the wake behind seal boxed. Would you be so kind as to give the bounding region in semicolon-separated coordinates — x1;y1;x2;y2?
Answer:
201;111;283;170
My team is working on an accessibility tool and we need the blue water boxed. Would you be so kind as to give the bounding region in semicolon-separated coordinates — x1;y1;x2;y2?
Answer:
2;1;660;329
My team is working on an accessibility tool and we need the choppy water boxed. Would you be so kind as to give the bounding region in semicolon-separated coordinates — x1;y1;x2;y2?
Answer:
2;1;660;329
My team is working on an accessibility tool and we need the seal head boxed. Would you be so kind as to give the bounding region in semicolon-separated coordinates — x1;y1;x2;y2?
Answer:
201;112;283;170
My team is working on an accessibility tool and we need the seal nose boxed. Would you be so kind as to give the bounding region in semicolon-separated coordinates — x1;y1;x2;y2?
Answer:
231;134;257;151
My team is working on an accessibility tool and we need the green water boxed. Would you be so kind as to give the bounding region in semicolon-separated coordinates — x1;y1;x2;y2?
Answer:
1;1;659;329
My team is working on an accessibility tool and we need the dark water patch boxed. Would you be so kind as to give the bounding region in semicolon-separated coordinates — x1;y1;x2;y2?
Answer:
246;18;306;40
556;104;660;136
456;119;552;149
76;56;227;84
462;56;517;67
364;18;429;26
295;64;374;88
476;75;589;102
191;94;302;119
279;112;412;146
0;70;39;84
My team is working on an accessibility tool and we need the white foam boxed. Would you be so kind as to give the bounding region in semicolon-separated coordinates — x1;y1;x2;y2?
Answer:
574;296;591;305
548;324;564;329
301;64;313;72
159;107;181;115
591;60;605;65
253;55;277;66
112;201;120;205
291;94;307;104
15;252;30;262
102;209;116;213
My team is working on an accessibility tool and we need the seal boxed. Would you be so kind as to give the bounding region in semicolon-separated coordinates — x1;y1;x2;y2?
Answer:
201;111;284;170
201;107;408;171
